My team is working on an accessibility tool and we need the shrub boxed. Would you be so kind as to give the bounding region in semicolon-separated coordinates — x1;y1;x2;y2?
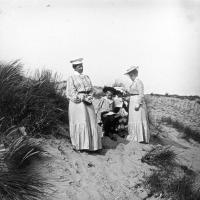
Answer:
0;61;69;138
165;93;169;96
0;61;24;132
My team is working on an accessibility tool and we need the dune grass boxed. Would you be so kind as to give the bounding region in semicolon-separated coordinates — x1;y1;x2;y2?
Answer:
161;116;200;143
0;135;52;200
0;170;52;200
5;136;47;170
141;146;176;168
0;61;63;199
0;61;68;141
142;146;200;200
149;93;200;101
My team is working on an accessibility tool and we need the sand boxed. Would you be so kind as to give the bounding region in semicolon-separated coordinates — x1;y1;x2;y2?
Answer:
30;95;200;200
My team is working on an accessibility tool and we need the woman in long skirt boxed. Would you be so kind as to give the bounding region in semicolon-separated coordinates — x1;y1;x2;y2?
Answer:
66;58;102;151
124;66;150;143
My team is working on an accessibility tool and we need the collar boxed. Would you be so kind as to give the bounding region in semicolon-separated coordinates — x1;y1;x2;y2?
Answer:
74;71;83;76
132;77;139;83
103;96;113;103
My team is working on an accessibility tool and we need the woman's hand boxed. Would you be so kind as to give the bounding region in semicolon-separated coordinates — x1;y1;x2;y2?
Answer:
73;98;81;103
79;93;86;101
87;95;93;101
84;95;93;103
135;104;140;111
125;96;130;101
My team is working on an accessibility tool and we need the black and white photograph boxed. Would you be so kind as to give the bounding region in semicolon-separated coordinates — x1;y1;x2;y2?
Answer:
0;0;200;199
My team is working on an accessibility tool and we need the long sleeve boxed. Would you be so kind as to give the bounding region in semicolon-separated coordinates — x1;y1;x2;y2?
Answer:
96;98;105;123
96;97;114;123
66;76;81;102
86;75;94;96
96;98;105;114
136;79;144;105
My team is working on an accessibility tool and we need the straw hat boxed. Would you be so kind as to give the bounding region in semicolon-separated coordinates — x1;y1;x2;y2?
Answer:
102;86;116;94
124;66;139;75
70;58;83;66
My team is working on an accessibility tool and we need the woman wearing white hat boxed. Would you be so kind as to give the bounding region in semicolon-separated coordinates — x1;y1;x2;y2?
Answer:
66;58;102;151
124;66;150;143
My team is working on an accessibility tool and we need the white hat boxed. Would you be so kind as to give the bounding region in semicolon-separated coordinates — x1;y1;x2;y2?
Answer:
124;66;139;75
70;58;83;65
114;87;126;95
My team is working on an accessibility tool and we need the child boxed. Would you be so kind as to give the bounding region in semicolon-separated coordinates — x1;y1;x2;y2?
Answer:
113;88;128;137
96;87;118;140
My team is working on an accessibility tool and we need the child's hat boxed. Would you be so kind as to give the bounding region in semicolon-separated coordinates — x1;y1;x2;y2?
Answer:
102;86;116;94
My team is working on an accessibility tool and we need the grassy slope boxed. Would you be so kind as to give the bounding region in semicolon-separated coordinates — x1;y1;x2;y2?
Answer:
28;95;200;200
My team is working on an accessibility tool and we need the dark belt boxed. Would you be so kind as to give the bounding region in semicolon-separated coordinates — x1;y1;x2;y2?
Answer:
78;91;91;94
129;94;139;96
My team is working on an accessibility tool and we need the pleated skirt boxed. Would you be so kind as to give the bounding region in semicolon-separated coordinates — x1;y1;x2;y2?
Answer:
127;96;150;143
68;101;102;151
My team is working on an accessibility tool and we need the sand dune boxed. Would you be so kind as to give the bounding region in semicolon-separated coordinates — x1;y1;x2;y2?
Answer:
29;95;200;200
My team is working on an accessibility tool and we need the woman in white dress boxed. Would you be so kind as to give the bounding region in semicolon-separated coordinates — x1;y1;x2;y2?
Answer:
66;58;102;151
125;66;150;143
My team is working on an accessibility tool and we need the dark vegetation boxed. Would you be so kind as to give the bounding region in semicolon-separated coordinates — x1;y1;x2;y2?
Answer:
0;61;68;142
0;136;52;200
161;116;200;143
5;136;47;170
142;146;200;200
0;170;52;200
150;93;200;102
0;60;66;200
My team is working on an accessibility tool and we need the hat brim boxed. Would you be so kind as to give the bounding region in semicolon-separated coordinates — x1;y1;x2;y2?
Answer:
124;66;139;75
102;87;116;94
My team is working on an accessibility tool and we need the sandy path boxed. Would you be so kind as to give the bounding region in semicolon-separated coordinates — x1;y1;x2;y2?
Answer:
32;136;156;200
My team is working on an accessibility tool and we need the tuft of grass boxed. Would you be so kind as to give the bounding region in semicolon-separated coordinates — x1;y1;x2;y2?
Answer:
5;136;47;170
141;146;176;168
0;134;53;200
142;145;200;200
0;170;52;200
144;170;200;200
161;116;200;143
183;126;200;143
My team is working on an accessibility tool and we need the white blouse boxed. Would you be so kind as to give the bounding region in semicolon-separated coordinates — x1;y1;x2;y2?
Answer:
96;96;114;123
129;77;144;105
66;73;93;102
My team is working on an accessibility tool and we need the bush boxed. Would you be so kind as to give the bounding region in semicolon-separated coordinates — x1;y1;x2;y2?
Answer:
0;61;68;139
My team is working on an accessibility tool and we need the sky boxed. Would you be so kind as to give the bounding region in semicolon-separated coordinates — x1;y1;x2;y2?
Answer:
0;0;200;95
